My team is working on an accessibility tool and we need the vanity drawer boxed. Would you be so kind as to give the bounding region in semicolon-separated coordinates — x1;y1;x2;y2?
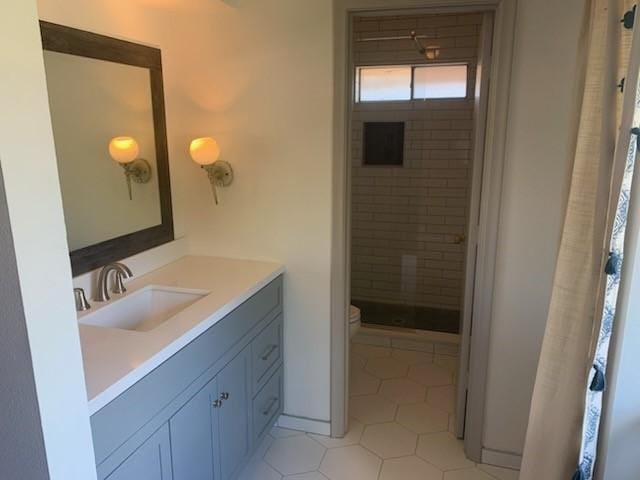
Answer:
253;367;283;442
251;316;283;391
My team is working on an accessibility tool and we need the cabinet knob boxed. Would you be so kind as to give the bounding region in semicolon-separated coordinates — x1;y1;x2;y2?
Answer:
220;392;230;400
213;399;223;408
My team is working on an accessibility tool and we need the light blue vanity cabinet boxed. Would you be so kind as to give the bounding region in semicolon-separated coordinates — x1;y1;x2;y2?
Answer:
93;276;284;480
170;377;218;480
170;348;250;480
104;425;173;480
217;349;251;480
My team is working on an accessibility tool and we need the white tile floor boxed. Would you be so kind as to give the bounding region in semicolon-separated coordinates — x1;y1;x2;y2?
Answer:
238;343;520;480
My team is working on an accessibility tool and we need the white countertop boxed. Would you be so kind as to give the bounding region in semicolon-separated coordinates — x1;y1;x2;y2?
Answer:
79;255;284;415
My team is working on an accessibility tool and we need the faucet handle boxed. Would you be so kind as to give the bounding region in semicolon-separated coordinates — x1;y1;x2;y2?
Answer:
112;271;128;295
74;288;91;312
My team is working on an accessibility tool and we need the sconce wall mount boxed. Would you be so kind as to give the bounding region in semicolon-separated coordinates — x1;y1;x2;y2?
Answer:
203;160;233;186
122;158;152;198
201;160;234;205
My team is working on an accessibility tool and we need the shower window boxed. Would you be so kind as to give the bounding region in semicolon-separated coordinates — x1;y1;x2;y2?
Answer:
356;64;468;102
413;65;468;99
356;66;412;102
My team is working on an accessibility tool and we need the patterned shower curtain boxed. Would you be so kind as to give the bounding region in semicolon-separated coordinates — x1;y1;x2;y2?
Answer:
519;0;636;479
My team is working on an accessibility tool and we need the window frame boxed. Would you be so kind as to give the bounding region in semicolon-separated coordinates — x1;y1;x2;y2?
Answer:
355;63;469;103
355;65;413;102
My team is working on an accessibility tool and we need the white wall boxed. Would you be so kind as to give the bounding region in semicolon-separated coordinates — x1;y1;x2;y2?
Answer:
38;0;336;425
482;0;585;456
0;1;97;479
183;1;335;422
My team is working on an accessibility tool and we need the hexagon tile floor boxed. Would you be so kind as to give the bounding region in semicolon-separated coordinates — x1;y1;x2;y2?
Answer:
238;343;520;480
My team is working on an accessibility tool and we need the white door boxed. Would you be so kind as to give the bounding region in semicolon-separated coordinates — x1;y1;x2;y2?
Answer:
456;11;495;438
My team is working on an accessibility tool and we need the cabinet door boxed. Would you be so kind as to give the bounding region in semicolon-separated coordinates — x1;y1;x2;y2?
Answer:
217;348;251;480
170;378;218;480
105;424;172;480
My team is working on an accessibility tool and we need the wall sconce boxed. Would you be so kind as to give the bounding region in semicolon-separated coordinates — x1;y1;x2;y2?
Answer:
108;136;152;200
189;137;234;205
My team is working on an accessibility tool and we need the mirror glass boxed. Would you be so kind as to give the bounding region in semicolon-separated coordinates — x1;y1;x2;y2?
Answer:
40;21;173;276
43;51;162;251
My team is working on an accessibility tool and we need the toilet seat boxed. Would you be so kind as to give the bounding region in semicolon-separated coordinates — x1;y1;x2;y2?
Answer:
349;305;361;338
349;305;361;324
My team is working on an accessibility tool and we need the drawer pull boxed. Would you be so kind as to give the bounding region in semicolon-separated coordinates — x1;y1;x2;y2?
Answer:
261;345;279;362
261;397;278;416
220;392;230;400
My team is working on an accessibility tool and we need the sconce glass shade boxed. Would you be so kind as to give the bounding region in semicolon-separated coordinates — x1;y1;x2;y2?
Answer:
190;137;221;166
109;136;140;164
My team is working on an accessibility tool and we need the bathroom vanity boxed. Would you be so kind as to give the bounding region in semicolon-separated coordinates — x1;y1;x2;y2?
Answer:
39;22;286;479
78;256;284;480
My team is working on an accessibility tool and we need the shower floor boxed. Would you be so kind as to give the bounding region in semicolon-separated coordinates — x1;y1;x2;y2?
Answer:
352;299;460;334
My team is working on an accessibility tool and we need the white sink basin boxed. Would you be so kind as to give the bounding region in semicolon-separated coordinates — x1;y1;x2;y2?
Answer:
79;285;210;332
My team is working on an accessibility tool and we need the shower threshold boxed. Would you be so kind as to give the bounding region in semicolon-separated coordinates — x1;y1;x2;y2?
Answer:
352;299;460;334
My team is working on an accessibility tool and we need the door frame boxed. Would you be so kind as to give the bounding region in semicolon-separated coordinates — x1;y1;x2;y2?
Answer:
331;0;518;462
456;9;494;439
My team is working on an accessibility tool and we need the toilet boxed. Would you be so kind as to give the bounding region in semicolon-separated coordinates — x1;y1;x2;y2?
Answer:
349;305;361;338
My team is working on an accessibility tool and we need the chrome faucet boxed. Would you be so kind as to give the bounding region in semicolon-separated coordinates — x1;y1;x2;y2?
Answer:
94;262;133;302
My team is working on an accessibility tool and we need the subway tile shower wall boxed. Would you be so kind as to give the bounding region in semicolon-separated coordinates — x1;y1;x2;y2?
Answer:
351;13;481;310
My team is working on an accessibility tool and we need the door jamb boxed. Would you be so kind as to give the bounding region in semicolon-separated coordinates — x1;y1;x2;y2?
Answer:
456;10;494;438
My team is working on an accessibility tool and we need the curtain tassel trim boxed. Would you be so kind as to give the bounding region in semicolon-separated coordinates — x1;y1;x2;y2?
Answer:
589;364;606;392
631;127;640;149
572;466;587;480
605;251;620;274
622;5;637;29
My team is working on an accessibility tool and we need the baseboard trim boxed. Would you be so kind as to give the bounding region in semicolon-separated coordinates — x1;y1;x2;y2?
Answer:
481;448;522;470
277;414;331;436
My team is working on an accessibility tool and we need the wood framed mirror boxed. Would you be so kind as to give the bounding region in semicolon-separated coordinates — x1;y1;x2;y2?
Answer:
40;21;174;276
